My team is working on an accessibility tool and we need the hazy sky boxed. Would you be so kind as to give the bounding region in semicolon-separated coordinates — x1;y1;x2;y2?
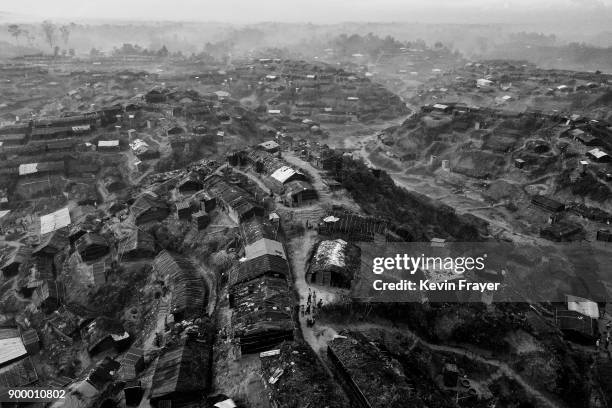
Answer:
2;0;612;24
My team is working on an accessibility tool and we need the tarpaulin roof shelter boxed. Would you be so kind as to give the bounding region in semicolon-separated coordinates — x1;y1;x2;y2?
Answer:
244;238;286;260
0;328;27;366
40;207;71;235
566;294;599;319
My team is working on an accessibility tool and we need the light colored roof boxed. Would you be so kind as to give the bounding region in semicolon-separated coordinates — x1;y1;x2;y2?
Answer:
214;400;238;408
129;139;149;151
566;294;599;319
323;216;340;223
98;140;119;147
0;330;27;365
569;128;585;137
0;210;10;219
270;165;301;184
259;140;279;150
40;207;71;235
432;103;449;110
314;239;347;268
18;163;38;176
588;148;609;159
268;109;281;114
244;238;286;260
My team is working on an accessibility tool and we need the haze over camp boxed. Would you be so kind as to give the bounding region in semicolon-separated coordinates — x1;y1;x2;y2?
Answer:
1;1;612;408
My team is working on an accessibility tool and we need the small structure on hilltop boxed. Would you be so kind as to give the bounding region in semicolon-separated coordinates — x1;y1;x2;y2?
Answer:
257;140;281;154
531;195;565;213
540;221;583;242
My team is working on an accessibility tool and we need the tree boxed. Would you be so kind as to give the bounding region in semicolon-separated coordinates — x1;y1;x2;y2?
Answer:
59;25;71;45
8;24;22;44
41;20;56;49
157;45;168;57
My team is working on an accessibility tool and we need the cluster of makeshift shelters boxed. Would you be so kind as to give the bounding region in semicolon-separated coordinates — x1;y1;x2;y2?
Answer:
203;175;264;224
244;150;317;206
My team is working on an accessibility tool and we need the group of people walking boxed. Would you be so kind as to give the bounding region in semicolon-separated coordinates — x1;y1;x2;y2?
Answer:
301;287;323;327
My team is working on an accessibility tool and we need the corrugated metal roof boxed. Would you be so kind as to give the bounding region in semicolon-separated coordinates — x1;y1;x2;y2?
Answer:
270;166;301;184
